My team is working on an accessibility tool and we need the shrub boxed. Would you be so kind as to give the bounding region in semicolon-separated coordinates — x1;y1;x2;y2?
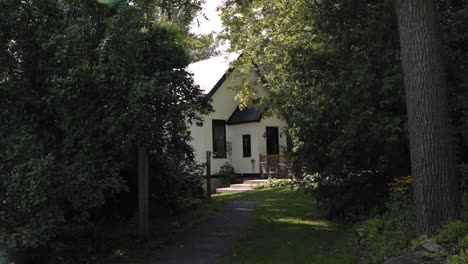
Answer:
447;235;468;264
463;193;468;220
147;160;206;215
447;250;468;264
437;220;468;247
254;178;292;189
0;0;211;254
354;190;416;261
0;250;10;264
216;163;237;185
306;170;389;222
95;157;206;221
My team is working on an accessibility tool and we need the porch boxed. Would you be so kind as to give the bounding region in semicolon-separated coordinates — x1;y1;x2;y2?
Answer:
259;154;291;178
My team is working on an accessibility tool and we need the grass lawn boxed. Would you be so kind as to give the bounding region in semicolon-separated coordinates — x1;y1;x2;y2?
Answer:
215;187;356;264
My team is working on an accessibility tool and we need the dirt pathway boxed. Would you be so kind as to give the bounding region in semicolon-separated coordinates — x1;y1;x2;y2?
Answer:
148;200;256;264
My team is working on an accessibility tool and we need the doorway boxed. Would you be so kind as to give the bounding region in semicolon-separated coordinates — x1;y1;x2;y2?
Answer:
266;127;279;155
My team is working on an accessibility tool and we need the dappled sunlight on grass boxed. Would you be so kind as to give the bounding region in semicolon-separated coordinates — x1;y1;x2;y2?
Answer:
218;187;355;264
274;217;336;230
263;198;286;202
264;208;287;212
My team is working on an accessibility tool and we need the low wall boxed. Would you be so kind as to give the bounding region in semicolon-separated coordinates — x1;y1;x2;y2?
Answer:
202;178;227;194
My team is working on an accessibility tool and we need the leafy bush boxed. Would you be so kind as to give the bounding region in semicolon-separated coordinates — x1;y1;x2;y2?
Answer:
0;0;210;255
147;160;206;215
463;193;468;220
437;220;468;247
0;249;10;264
447;235;468;264
306;170;389;222
106;158;206;218
438;206;468;263
463;235;468;250
447;250;468;264
354;190;416;261
216;163;237;185
254;178;292;189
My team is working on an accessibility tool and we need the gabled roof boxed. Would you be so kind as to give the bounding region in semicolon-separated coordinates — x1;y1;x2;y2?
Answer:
187;52;241;96
188;53;270;125
227;99;267;125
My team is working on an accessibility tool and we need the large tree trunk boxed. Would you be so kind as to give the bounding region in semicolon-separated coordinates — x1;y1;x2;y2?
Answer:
394;0;460;235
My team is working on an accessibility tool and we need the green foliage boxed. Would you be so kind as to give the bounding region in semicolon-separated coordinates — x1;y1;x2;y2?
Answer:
461;164;468;193
463;193;468;220
254;178;291;189
185;33;221;62
0;249;11;264
354;191;416;260
221;0;409;172
463;235;468;250
216;163;237;185
220;0;411;220
448;250;468;264
447;236;468;264
220;0;468;222
148;161;206;214
437;220;468;246
304;171;389;222
0;0;210;252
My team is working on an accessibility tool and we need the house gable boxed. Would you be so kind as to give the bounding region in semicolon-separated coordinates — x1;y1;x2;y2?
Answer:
187;54;287;175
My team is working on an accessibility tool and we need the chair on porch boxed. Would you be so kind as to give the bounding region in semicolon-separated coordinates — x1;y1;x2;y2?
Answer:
260;161;277;178
279;162;295;181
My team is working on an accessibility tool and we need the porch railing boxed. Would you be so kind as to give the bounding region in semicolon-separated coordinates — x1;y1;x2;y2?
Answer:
259;154;291;178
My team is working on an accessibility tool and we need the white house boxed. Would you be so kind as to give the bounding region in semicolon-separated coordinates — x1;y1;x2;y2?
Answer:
187;53;288;175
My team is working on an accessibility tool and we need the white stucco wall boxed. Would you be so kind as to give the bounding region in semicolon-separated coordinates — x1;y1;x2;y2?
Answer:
204;69;243;173
188;69;243;173
188;122;206;165
228;122;260;174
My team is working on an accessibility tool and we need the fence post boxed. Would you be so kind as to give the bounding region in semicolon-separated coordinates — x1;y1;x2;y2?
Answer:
138;147;149;238
206;151;211;198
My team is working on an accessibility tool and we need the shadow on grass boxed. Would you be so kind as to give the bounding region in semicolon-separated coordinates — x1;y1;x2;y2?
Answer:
216;187;356;264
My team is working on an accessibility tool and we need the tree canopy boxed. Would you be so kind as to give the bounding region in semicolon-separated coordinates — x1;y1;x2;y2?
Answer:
0;0;211;249
220;0;468;221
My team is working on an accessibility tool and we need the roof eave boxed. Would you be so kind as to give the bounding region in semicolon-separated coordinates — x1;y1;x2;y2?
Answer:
206;53;243;98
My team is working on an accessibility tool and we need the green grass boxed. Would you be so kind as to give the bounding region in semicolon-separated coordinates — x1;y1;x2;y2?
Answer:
92;187;355;263
215;187;356;264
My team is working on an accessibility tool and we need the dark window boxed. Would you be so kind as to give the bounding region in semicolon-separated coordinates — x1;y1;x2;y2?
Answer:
212;120;226;158
243;134;251;157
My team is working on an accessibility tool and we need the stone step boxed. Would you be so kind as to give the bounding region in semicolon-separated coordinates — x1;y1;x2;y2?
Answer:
230;184;256;189
215;179;268;194
216;187;252;193
243;179;268;185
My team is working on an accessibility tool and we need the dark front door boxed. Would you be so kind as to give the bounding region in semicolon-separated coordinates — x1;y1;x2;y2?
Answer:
266;127;279;155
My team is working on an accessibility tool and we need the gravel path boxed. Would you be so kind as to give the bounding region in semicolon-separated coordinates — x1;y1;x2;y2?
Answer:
148;200;257;264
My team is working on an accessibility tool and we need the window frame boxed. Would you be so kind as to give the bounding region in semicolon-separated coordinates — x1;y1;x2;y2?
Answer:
212;120;227;158
242;134;251;157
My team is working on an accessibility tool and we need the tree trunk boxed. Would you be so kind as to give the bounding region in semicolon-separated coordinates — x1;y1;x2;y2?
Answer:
394;0;460;235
